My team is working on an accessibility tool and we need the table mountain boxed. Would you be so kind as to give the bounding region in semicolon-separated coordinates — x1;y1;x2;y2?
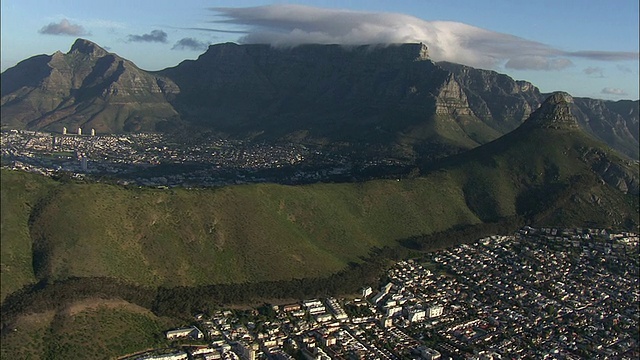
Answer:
1;39;638;160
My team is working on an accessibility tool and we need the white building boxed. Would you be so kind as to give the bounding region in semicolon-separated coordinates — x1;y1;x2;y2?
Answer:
138;351;188;360
303;299;323;308
380;316;393;328
235;342;258;360
361;286;373;298
427;305;443;318
165;326;204;340
420;347;441;360
408;309;426;323
386;306;402;317
315;313;333;323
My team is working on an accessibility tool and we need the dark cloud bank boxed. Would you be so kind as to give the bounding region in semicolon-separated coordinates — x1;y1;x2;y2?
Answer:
127;30;168;43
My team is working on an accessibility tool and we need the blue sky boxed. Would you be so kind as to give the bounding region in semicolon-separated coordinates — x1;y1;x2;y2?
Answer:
1;0;638;100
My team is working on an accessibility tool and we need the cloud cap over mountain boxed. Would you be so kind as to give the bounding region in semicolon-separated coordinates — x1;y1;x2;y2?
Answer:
210;4;638;71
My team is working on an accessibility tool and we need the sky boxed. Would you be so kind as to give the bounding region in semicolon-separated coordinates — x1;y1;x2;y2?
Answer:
1;0;638;100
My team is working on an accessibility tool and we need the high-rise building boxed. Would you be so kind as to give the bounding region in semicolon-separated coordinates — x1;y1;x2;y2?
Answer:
62;127;67;135
77;127;82;135
91;128;96;136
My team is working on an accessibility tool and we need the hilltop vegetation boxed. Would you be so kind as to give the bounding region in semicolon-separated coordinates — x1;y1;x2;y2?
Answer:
0;170;58;301
2;120;637;302
0;298;173;360
3;168;482;301
1;92;638;359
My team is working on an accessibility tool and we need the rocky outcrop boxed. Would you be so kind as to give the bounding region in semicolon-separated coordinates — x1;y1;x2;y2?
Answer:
580;148;640;195
1;39;638;160
435;73;472;116
436;61;542;133
522;92;580;130
572;98;639;159
1;39;180;133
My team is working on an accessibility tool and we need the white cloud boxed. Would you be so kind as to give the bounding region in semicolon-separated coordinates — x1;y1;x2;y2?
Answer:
208;5;639;71
38;19;90;36
601;87;628;96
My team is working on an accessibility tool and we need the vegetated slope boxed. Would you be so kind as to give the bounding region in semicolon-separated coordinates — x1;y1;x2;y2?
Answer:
422;92;639;229
22;171;479;290
2;95;637;302
0;171;58;301
0;298;174;360
0;39;181;133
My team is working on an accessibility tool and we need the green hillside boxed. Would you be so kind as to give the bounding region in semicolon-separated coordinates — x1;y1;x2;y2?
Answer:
0;298;174;360
3;169;481;300
1;92;638;307
0;171;58;301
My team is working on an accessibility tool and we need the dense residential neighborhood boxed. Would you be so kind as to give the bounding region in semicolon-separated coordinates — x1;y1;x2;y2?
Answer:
124;227;639;360
1;130;409;186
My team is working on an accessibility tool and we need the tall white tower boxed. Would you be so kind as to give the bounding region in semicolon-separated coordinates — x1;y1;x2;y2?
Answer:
62;127;67;135
91;128;96;136
77;128;82;135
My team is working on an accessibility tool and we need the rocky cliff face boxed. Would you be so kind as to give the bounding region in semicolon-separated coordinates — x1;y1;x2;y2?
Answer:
1;39;180;133
436;61;542;133
572;98;639;159
160;43;459;150
1;39;638;161
521;92;580;130
438;61;639;159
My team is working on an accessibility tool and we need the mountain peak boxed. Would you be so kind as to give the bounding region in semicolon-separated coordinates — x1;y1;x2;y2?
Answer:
68;38;108;58
523;91;579;130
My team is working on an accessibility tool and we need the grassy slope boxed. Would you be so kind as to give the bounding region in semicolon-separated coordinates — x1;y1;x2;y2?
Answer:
0;299;173;360
439;127;639;227
2;126;637;299
24;171;479;289
0;171;58;301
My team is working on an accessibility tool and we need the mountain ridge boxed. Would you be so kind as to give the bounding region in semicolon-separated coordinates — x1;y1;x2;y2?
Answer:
1;39;181;134
1;90;637;303
1;38;638;160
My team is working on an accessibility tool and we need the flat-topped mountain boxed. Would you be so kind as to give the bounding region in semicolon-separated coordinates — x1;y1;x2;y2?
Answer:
1;39;638;160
